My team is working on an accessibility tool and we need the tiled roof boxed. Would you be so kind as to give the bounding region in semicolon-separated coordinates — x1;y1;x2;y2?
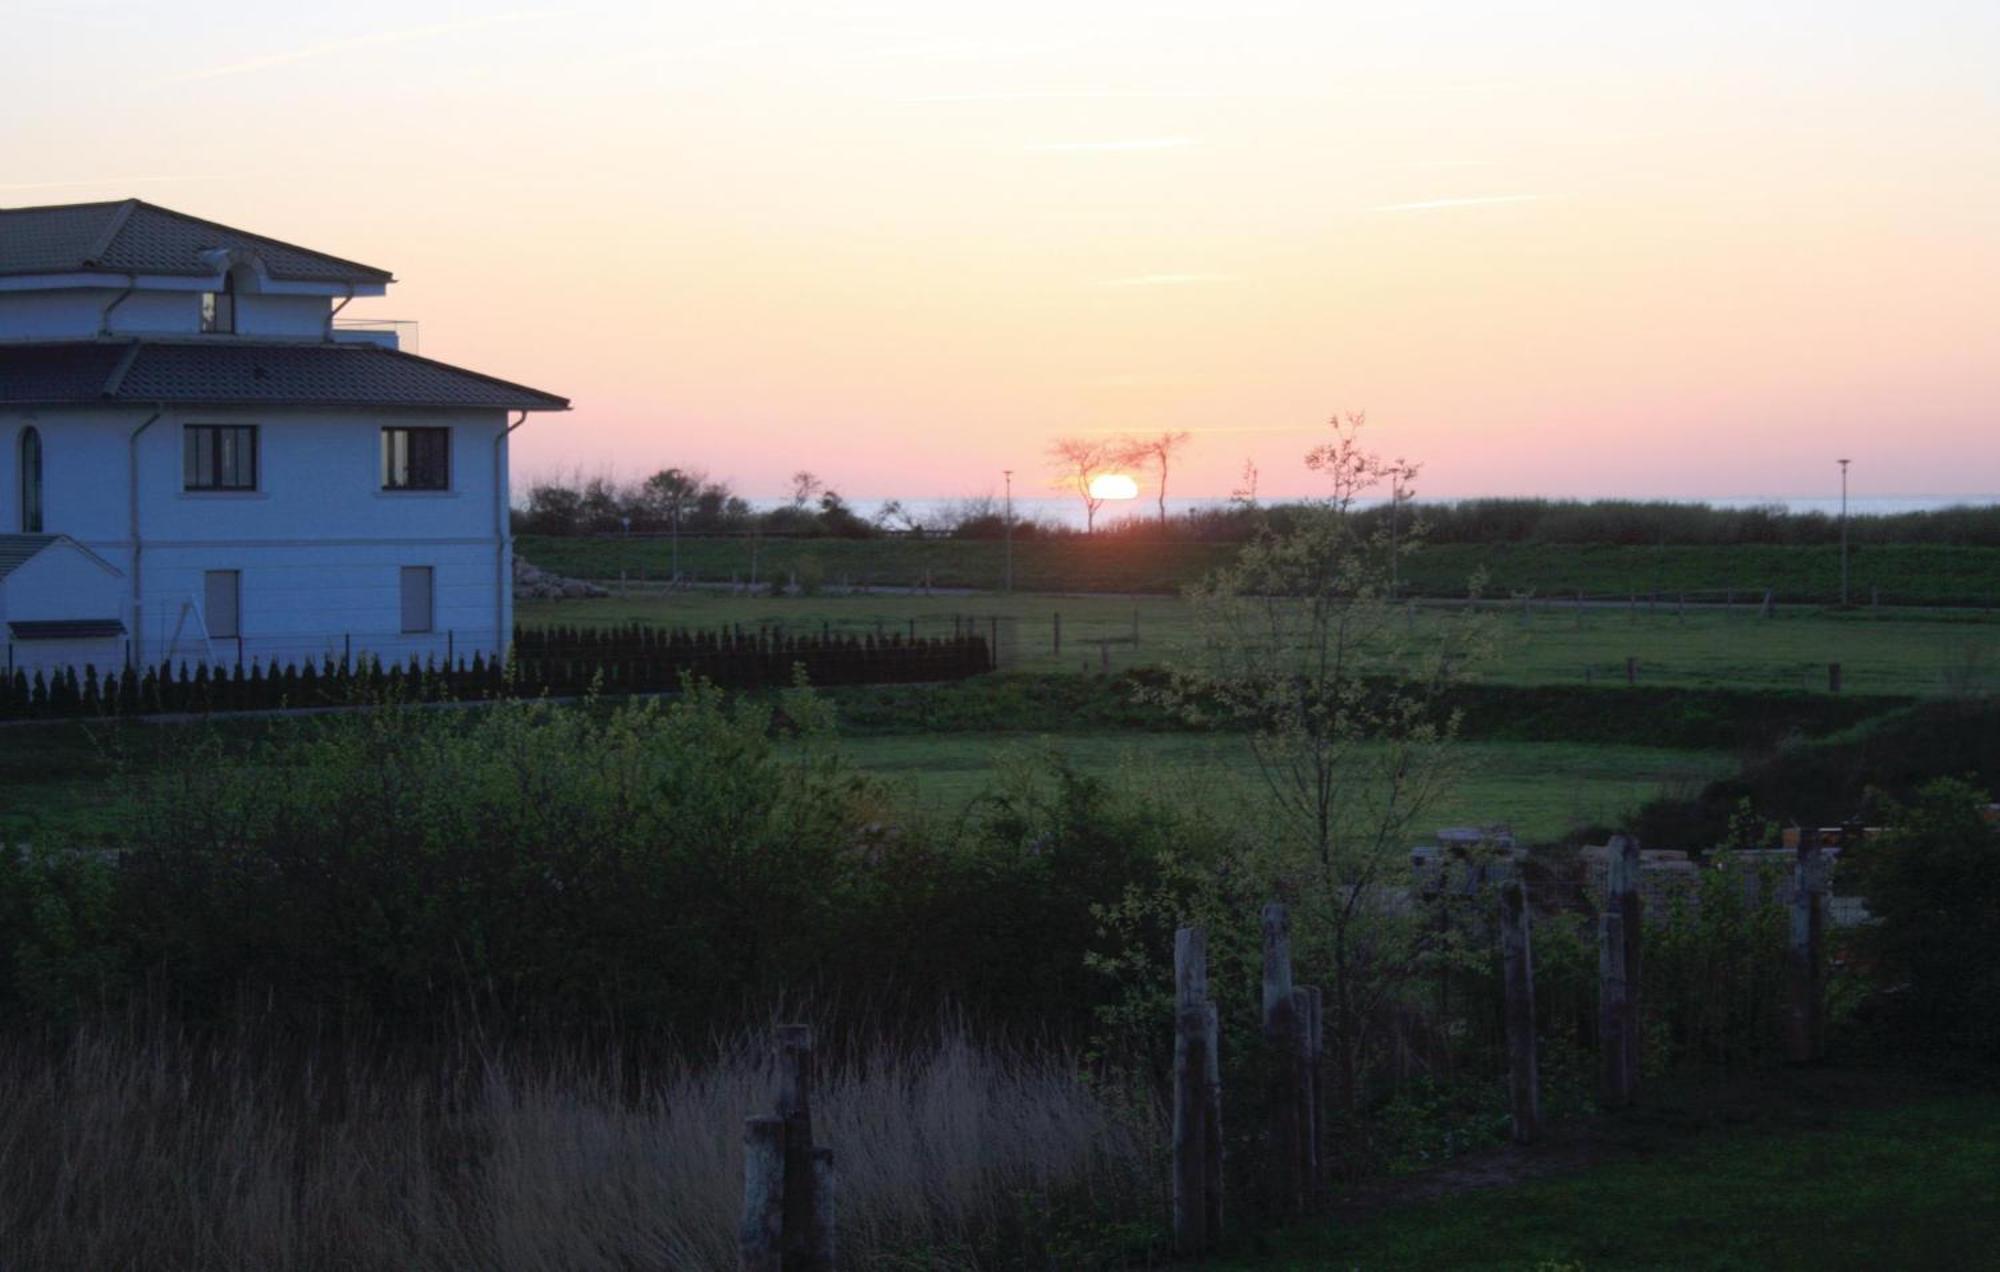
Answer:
0;340;567;412
0;200;392;284
0;534;58;581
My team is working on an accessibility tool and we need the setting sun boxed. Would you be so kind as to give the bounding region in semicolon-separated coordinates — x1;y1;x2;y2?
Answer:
1089;473;1140;501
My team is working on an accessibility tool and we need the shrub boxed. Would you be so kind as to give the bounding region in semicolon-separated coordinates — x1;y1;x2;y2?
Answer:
1847;778;2000;1059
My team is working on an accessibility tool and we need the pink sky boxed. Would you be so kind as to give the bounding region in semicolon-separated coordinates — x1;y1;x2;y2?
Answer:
10;1;1998;502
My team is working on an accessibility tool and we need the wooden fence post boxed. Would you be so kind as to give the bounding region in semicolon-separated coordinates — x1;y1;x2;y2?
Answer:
1173;1003;1212;1257
1498;875;1541;1143
1261;903;1302;1216
1291;984;1323;1193
1174;926;1223;1251
1607;835;1644;1092
1828;662;1842;694
1625;656;1637;686
1598;912;1631;1109
741;1116;786;1272
1053;611;1062;656
775;1024;824;1270
1786;841;1829;1064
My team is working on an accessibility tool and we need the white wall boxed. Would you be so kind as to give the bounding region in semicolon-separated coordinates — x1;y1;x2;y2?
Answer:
0;285;329;340
0;406;515;668
0;542;128;676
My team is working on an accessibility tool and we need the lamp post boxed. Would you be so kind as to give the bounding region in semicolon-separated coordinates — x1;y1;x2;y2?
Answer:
1838;458;1851;606
1003;469;1014;593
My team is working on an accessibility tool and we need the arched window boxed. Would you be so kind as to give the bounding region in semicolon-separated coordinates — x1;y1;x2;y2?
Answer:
19;427;42;533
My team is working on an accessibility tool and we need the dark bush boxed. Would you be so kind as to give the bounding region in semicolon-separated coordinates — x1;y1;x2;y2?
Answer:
1846;779;2000;1059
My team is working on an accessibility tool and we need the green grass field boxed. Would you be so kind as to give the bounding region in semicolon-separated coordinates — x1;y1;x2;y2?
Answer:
522;590;2000;698
518;533;2000;606
829;733;1731;841
1226;1091;2000;1270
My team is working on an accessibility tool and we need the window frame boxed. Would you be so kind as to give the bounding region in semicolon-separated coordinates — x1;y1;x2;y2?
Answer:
200;270;236;334
399;565;435;635
203;569;241;640
182;424;260;493
380;426;452;492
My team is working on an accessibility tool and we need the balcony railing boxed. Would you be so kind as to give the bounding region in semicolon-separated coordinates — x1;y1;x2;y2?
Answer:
331;318;419;353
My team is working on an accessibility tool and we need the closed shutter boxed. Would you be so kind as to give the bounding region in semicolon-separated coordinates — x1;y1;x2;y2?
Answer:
204;570;240;639
400;566;434;634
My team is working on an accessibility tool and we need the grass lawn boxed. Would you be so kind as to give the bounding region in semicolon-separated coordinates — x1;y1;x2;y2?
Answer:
522;591;2000;698
1224;1091;2000;1270
823;733;1732;842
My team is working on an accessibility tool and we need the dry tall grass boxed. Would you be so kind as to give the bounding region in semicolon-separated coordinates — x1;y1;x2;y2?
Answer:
0;1024;1161;1270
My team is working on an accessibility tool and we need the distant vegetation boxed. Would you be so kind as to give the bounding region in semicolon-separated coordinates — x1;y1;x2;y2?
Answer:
517;466;2000;548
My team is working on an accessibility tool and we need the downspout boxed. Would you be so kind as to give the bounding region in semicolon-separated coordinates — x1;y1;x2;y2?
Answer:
98;274;138;336
127;408;164;666
325;282;355;340
494;411;528;660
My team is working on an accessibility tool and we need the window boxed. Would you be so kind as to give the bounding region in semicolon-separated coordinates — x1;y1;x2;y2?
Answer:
400;566;434;634
381;427;450;491
184;425;259;491
204;570;241;640
200;270;235;334
18;427;42;532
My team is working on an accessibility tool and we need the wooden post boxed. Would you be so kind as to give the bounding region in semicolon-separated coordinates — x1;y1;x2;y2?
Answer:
1828;662;1842;694
810;1147;837;1271
1598;912;1631;1109
1261;903;1301;1215
1625;656;1637;686
1607;835;1643;1092
1173;927;1223;1246
1291;985;1323;1194
1498;875;1541;1143
1053;611;1062;656
1099;641;1110;676
1132;607;1140;647
775;1025;824;1270
1761;587;1775;618
1173;1003;1211;1256
1786;842;1828;1064
740;1116;786;1272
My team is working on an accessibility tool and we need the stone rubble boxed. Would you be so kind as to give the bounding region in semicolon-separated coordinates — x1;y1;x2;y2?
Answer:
513;556;610;601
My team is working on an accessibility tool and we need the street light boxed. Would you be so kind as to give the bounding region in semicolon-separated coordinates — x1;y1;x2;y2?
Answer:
1003;469;1014;593
1838;458;1851;606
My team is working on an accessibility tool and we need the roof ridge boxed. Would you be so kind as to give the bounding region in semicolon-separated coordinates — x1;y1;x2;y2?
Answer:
82;199;140;265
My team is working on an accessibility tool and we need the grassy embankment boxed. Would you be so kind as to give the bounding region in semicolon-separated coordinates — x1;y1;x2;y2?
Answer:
519;533;2000;606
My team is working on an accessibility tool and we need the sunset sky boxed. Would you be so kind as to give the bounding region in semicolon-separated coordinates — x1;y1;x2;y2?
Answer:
10;1;1998;503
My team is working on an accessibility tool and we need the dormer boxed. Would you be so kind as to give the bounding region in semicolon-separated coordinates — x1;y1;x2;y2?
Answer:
0;199;395;344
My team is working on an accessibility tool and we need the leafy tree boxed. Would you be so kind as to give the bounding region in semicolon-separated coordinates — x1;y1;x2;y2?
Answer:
1109;413;1498;1111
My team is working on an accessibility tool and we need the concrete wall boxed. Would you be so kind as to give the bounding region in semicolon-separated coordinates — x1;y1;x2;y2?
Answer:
0;406;514;668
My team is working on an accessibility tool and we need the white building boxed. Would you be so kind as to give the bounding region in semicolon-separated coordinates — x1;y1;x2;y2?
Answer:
0;199;566;676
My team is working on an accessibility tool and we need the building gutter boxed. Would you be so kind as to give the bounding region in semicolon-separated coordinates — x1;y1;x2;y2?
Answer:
126;407;164;666
494;410;528;660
